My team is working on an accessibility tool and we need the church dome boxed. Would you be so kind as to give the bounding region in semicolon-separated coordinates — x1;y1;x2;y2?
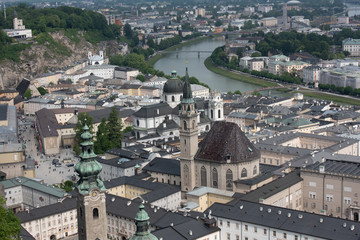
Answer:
163;71;184;94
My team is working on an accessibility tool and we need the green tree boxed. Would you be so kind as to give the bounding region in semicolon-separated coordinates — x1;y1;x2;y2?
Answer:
37;86;47;95
124;23;133;39
94;118;111;154
106;107;123;149
252;91;261;96
59;180;74;192
234;90;242;95
24;88;32;98
215;20;223;27
73;113;94;155
251;52;262;57
147;38;155;49
0;195;20;240
136;75;145;82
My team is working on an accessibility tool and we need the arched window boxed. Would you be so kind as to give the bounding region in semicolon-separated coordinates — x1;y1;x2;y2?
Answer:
218;109;221;119
241;168;247;178
183;164;189;187
253;165;257;175
211;109;213;119
206;125;210;131
354;212;359;222
183;121;187;130
172;96;175;102
201;166;207;186
192;120;196;129
212;168;218;188
136;132;140;139
165;95;168;101
93;208;99;219
226;169;233;191
136;120;140;126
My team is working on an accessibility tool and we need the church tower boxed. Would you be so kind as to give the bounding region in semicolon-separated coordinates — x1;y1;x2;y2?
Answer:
129;204;158;240
180;68;198;192
75;125;107;240
208;90;224;121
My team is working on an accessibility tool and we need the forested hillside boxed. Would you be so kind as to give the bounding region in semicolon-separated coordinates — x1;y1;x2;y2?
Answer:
0;4;121;88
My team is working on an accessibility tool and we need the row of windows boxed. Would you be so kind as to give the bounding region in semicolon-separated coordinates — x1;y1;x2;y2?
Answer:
308;192;354;204
223;226;302;240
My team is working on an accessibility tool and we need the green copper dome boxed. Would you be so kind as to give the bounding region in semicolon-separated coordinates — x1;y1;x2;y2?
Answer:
135;204;150;221
75;124;106;195
129;204;158;240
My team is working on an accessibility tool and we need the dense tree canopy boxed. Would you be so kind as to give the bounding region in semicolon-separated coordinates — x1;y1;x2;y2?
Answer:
0;4;117;39
0;196;20;240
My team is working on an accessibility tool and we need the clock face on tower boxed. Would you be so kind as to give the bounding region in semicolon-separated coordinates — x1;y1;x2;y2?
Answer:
91;190;98;198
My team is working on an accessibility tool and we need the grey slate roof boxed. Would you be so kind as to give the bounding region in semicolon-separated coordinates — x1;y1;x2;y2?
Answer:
134;102;173;118
143;157;180;176
195;121;260;163
20;226;36;240
87;108;135;124
206;200;360;240
304;159;360;176
153;219;220;240
97;157;143;168
16;79;30;97
156;118;179;131
104;176;180;203
35;108;59;137
16;197;76;222
106;148;140;159
240;170;302;202
0;104;8;121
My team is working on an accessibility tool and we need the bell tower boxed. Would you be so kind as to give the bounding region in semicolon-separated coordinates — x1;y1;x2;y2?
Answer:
75;125;107;240
180;68;198;192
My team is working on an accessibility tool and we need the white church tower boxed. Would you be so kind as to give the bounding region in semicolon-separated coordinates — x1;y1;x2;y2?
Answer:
208;90;224;121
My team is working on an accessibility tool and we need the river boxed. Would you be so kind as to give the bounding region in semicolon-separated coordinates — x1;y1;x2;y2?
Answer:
154;36;261;93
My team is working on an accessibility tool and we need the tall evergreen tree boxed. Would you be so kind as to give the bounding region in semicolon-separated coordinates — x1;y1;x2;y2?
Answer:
106;107;123;149
94;118;111;154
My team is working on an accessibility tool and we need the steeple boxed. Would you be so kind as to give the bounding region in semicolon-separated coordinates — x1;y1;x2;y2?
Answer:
76;124;107;240
179;67;198;192
129;204;158;240
182;67;193;101
75;124;106;195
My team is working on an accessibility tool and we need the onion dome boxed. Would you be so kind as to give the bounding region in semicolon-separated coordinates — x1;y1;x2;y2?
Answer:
129;204;158;240
75;124;106;195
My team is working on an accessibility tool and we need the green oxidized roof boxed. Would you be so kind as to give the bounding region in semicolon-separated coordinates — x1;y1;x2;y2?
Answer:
129;204;158;240
75;124;106;195
135;204;149;221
